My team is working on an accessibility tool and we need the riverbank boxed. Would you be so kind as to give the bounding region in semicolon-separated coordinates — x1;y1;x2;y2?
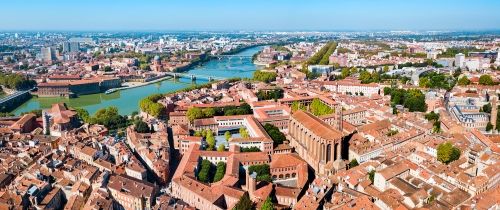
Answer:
105;75;173;94
12;46;264;116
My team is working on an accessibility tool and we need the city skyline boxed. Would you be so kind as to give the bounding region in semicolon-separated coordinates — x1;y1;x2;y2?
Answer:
2;0;500;31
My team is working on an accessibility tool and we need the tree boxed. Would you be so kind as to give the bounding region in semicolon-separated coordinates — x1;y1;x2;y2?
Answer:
349;159;359;168
186;107;204;123
437;142;461;164
134;120;150;133
217;144;226;152
253;70;277;83
139;94;166;118
403;89;427;112
479;75;494;85
482;103;492;113
368;170;375;183
310;98;334;116
197;159;212;183
486;122;494;131
263;124;285;146
233;192;254;210
248;164;272;182
457;76;471;86
291;101;306;112
240;127;250;138
241;147;261;152
383;65;389;72
103;66;113;72
206;130;216;150
202;108;216;118
89;107;129;130
424;111;439;122
419;77;430;88
261;197;274;210
359;71;372;84
340;68;350;79
213;162;226;182
224;131;232;141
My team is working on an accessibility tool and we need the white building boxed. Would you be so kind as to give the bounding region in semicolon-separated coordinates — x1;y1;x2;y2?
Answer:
455;53;465;68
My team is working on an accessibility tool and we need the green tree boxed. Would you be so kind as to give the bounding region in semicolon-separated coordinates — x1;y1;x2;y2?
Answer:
419;77;430;88
437;142;461;164
248;164;272;182
368;170;375;183
202;108;216;118
241;147;261;152
253;70;277;83
310;98;334;116
197;159;212;183
187;107;204;123
340;68;350;79
206;130;216;150
240;127;250;138
425;111;440;122
457;76;471;86
213;162;226;182
263;123;285;146
359;71;372;84
486;122;493;131
233;192;254;210
482;103;492;113
217;144;226;152
349;159;359;168
479;75;494;85
139;94;166;118
225;131;232;141
134;120;150;133
103;66;113;72
89;106;129;130
261;197;274;210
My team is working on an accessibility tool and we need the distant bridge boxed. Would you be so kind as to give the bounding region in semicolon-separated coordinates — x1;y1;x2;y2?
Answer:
165;72;226;81
211;55;252;60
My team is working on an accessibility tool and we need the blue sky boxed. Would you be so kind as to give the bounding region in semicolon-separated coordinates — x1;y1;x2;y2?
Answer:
2;0;499;31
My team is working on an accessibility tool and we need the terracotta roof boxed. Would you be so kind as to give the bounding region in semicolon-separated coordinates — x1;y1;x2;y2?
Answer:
292;110;343;140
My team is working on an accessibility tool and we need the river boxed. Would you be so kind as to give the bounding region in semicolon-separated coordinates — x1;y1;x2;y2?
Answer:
12;46;264;116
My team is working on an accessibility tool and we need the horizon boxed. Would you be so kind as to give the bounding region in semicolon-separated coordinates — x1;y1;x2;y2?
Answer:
2;0;500;31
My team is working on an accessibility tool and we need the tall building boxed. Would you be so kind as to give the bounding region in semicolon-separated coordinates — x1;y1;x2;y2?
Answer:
40;47;57;63
455;53;465;68
63;42;80;53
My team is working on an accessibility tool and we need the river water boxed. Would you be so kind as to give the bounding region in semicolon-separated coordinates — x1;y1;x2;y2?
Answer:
13;46;263;115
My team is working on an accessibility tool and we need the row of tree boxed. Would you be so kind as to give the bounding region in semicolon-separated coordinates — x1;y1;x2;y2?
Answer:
0;73;37;90
139;94;166;118
197;160;227;183
186;103;252;122
306;41;337;65
253;70;277;83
